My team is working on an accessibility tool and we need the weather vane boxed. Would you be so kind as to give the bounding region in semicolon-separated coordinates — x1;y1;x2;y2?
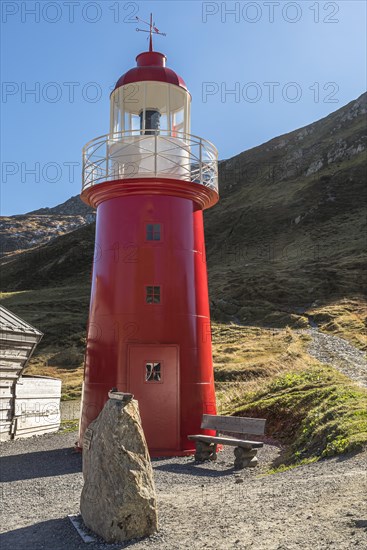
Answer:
136;13;166;52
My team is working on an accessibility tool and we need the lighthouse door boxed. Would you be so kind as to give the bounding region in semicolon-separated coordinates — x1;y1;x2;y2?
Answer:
128;344;180;452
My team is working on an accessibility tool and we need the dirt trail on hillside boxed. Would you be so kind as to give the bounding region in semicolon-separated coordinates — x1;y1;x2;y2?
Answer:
306;328;367;387
1;431;366;550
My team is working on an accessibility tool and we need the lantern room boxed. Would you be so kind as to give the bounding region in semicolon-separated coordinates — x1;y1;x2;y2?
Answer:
108;56;192;182
110;52;191;136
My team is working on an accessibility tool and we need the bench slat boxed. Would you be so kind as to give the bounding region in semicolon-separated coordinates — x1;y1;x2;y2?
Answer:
188;434;263;449
201;414;266;435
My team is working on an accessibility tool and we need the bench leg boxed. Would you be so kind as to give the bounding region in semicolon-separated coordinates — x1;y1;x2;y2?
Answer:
234;447;258;469
195;441;217;462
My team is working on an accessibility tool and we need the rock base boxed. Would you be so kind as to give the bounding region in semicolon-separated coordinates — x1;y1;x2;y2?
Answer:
80;398;158;543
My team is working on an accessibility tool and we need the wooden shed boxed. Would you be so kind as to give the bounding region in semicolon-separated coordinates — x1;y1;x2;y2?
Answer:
0;305;61;440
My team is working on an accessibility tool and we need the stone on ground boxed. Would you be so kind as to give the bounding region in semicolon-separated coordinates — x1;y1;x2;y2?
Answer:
80;397;158;543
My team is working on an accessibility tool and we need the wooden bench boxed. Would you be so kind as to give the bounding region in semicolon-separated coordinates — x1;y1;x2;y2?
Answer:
188;414;266;469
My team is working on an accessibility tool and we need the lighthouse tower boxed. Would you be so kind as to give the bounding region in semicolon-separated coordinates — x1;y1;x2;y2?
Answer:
78;22;219;456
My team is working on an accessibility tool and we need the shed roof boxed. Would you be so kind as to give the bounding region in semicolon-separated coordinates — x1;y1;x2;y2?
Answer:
0;305;43;337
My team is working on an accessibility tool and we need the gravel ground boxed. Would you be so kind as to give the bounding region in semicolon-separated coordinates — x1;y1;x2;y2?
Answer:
306;328;367;387
1;432;366;550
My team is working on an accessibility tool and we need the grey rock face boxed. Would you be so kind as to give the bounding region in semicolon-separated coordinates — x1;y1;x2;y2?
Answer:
80;398;158;543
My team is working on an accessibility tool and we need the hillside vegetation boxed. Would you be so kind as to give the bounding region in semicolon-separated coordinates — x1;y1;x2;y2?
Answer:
1;93;366;465
213;324;367;465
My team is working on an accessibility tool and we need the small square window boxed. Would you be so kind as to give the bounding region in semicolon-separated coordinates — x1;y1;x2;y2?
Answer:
146;286;161;304
146;223;161;241
145;362;161;382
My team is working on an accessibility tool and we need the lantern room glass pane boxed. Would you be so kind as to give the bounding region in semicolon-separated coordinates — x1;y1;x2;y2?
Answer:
131;114;140;131
110;82;191;135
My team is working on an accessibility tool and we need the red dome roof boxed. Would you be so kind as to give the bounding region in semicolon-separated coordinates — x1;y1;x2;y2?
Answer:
113;51;188;92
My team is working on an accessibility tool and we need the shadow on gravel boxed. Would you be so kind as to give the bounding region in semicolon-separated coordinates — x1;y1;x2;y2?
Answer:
154;461;234;477
1;516;151;550
354;520;367;530
334;450;364;463
0;447;82;482
0;517;82;550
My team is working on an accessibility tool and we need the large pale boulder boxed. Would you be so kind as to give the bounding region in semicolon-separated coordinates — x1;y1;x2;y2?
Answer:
80;394;158;543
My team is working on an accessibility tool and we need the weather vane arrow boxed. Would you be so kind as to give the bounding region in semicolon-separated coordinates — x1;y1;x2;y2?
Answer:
136;13;166;52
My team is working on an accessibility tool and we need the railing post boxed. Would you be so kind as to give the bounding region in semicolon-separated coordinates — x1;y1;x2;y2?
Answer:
154;131;157;177
105;140;108;182
82;151;85;191
199;140;203;185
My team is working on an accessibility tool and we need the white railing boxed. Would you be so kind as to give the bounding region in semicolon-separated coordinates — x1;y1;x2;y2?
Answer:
82;130;218;193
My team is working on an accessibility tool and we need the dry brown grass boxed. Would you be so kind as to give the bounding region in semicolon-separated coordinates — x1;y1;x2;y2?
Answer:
212;324;313;413
307;297;367;351
25;358;83;400
212;323;310;383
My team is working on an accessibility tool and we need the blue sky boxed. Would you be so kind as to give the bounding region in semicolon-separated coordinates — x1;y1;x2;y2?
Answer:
1;0;366;215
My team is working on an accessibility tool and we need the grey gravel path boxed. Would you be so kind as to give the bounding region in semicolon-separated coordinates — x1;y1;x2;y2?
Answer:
1;432;366;550
306;328;367;387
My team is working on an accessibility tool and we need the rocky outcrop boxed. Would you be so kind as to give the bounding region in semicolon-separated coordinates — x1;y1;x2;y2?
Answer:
80;395;158;543
0;196;95;257
0;215;90;256
28;195;93;217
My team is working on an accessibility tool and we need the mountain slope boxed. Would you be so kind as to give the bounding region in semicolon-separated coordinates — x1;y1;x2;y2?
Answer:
205;93;366;321
28;195;93;217
0;196;94;257
0;93;366;361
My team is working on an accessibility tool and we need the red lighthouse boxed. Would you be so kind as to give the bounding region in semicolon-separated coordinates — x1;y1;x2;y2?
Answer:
78;22;219;456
